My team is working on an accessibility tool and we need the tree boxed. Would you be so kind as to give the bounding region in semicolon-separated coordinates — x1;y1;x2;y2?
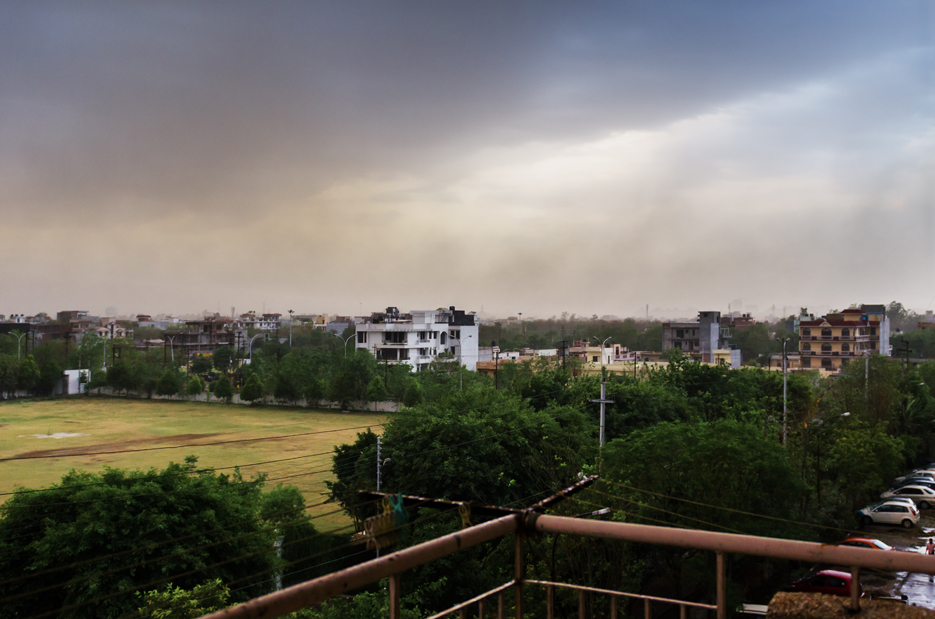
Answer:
137;579;230;619
0;458;289;619
190;355;213;375
366;376;388;410
240;373;265;404
186;375;205;399
212;346;233;374
36;360;63;396
17;354;40;394
0;355;19;398
156;368;183;397
402;380;424;408
304;377;327;408
214;375;234;403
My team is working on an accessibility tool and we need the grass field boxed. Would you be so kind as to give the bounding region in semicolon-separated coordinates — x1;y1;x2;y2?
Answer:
0;397;386;529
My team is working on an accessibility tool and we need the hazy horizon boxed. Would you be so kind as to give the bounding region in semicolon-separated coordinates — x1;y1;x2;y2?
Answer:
2;2;932;318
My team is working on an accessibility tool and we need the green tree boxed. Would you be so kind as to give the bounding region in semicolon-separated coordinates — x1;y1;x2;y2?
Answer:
36;360;63;396
17;354;40;394
137;579;230;619
155;368;183;397
190;355;213;375
240;373;265;404
402;380;424;408
212;346;233;374
214;375;234;403
366;376;388;410
0;355;19;398
0;458;286;619
186;375;205;399
304;377;327;407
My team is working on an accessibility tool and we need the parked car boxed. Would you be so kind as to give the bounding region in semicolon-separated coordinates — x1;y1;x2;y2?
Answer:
866;497;917;510
891;477;935;491
837;537;909;552
788;570;863;598
881;485;935;509
893;470;935;483
855;500;919;528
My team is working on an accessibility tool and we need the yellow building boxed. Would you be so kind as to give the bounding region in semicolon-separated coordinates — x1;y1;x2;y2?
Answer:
798;306;890;372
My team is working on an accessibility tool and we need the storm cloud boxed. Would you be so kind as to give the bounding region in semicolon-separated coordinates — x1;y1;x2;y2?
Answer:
1;1;932;318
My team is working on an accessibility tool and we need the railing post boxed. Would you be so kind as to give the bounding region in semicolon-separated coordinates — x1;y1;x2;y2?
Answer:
643;598;651;619
609;596;616;619
514;526;524;619
578;589;586;619
498;592;505;619
850;565;861;612
479;598;485;619
679;604;687;619
546;585;554;619
389;573;401;619
716;552;726;619
459;608;467;619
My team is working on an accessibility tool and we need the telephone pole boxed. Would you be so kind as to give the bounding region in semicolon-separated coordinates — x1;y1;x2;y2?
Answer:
377;436;382;491
776;337;791;444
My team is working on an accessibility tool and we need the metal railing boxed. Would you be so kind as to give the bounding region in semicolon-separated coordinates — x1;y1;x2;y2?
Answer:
201;512;935;619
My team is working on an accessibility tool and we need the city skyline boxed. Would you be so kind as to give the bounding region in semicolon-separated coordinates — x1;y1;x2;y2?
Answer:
2;2;932;317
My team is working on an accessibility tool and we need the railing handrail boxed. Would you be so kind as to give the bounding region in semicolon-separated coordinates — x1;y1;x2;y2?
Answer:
525;579;717;611
200;514;518;619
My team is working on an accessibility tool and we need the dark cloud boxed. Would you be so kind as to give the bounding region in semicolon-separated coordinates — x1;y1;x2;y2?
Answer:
0;1;932;316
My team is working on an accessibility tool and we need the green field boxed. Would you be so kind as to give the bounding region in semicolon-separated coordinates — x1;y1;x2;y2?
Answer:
0;398;385;529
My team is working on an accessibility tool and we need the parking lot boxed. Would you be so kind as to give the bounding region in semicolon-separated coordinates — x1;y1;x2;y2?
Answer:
847;511;935;609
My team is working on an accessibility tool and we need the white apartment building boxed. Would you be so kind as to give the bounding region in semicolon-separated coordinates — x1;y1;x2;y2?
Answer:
355;306;479;372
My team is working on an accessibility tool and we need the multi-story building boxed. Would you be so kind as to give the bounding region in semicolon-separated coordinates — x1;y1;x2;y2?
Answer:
662;311;732;363
237;312;282;331
354;306;479;372
798;305;890;372
163;317;238;356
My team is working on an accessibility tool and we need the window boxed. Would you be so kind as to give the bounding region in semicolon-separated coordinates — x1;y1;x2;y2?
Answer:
870;328;876;336
802;358;811;367
676;329;684;338
821;328;832;337
384;332;406;344
841;343;849;352
803;343;811;351
870;342;876;350
827;577;847;588
821;343;831;352
592;356;599;363
821;358;833;368
802;328;811;336
841;328;850;337
357;332;368;344
440;333;447;345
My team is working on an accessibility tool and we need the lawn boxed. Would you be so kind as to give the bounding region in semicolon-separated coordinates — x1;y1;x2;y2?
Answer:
0;397;386;529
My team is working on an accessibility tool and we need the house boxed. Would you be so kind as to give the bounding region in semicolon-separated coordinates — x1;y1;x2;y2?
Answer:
798;305;890;372
354;306;479;372
237;312;282;331
662;311;732;363
163;317;237;356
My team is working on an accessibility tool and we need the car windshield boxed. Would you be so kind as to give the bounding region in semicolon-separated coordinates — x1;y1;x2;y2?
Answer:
872;540;892;550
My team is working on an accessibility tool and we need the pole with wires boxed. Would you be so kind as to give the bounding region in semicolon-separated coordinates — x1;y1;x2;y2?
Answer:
376;436;382;492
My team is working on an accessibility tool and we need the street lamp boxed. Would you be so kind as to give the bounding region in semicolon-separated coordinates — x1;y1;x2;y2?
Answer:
776;336;791;444
592;335;612;375
12;331;27;361
590;335;613;454
248;333;266;362
166;335;178;363
334;332;354;357
288;310;294;347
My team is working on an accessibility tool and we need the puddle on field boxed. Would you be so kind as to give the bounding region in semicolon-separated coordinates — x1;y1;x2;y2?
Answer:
17;433;89;439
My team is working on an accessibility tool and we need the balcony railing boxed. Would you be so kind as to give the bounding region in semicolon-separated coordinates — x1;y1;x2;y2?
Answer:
201;510;935;619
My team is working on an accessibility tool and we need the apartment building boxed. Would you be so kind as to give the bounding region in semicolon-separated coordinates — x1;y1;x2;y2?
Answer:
662;311;732;363
798;305;890;372
354;306;479;371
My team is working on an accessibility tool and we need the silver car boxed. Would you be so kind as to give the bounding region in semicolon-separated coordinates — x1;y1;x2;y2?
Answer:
856;500;920;528
881;485;935;509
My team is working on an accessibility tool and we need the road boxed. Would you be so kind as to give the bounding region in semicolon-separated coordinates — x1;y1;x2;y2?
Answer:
852;513;935;609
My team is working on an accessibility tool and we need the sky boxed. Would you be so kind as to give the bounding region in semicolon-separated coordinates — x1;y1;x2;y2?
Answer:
1;1;933;320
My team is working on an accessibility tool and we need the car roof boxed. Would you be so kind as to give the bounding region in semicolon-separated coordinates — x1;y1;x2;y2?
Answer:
817;569;851;578
842;537;878;543
898;485;934;492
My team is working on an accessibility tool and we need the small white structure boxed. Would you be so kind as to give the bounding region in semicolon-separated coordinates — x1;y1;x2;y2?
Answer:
64;369;91;394
355;306;479;372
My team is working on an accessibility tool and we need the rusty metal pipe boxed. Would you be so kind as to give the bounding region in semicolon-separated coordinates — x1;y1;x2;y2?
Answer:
201;514;518;619
531;515;935;574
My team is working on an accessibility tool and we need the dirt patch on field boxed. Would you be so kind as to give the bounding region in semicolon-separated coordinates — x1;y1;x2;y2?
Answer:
12;433;224;459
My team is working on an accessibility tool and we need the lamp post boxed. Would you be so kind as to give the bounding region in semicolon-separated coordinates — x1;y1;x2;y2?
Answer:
334;332;354;357
288;310;294;347
776;337;791;444
590;336;614;453
248;333;266;362
12;331;27;361
166;335;178;364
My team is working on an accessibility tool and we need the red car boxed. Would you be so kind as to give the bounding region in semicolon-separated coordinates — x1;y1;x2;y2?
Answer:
788;569;864;598
837;537;894;551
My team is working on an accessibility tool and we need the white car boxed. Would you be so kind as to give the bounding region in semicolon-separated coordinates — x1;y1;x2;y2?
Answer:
881;485;935;509
856;500;920;528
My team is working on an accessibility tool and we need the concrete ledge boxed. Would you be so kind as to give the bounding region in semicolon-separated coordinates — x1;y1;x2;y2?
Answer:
767;593;935;618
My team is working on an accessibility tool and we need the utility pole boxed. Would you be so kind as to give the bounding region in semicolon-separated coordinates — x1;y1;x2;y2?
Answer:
590;336;614;467
776;337;791;444
897;341;910;373
377;436;382;491
288;309;294;347
864;350;870;402
494;349;500;390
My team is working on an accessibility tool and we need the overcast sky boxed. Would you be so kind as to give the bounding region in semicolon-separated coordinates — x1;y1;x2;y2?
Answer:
1;1;932;320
